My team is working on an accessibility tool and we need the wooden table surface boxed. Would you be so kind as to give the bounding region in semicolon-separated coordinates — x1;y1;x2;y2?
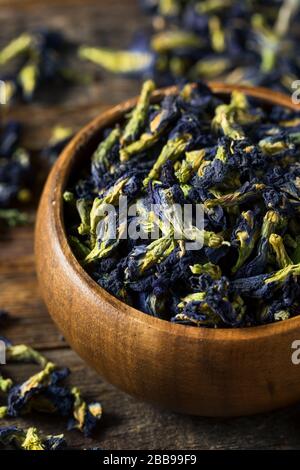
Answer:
1;0;300;450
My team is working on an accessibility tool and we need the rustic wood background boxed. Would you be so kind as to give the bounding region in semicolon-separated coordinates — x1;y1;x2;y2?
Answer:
1;0;300;450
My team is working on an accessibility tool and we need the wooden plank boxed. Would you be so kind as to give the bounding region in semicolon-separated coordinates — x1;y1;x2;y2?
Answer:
0;0;138;10
5;79;140;151
2;348;300;450
0;0;146;149
0;224;67;349
0;0;149;50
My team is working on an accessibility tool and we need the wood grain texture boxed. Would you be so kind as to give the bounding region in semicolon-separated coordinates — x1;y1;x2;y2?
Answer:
35;84;300;418
2;0;300;450
3;223;300;450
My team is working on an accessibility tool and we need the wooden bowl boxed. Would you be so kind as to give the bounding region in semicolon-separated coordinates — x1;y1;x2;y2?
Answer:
35;83;300;417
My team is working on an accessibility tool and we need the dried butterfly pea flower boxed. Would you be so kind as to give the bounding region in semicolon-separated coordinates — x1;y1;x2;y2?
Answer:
235;264;299;294
0;407;8;418
209;15;225;53
88;177;129;246
5;344;47;366
0;120;32;229
0;209;29;229
173;277;245;327
81;1;300;94
0;123;31;204
43;433;66;450
126;236;177;275
190;57;231;80
64;81;300;327
151;30;203;53
149;95;180;134
143;133;191;186
120;133;161;162
6;362;73;417
190;262;222;279
119;94;196;164
18;62;39;102
258;134;295;156
63;190;76;206
269;233;293;268
140;0;180;16
149;182;227;248
42;126;73;166
92;127;121;171
0;29;75;103
265;262;300;285
196;144;226;182
0;376;13;394
2;353;104;439
236;210;286;279
0;426;27;449
0;426;66;450
251;13;281;74
140;291;168;317
231;211;259;273
205;182;266;209
85;213;126;264
78;46;154;75
262;277;300;323
121;80;155;148
212;91;259;140
0;33;33;65
21;427;47;450
175;148;206;183
177;291;206;309
68;387;102;437
76;199;92;236
0;312;104;444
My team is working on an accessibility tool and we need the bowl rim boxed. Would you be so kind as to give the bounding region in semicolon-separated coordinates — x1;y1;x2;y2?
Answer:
49;81;300;342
